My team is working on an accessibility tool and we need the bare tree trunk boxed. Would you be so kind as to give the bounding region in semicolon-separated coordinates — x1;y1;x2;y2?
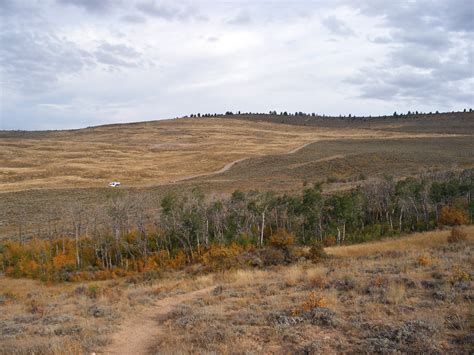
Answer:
75;224;80;269
342;223;346;244
399;208;404;233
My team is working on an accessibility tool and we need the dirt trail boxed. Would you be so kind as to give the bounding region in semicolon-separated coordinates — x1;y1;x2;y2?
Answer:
172;157;249;183
101;286;214;354
171;138;323;184
170;131;463;184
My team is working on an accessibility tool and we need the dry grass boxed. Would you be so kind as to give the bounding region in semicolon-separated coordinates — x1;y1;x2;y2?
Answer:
0;117;463;193
1;115;472;239
149;227;473;354
1;227;473;353
325;225;474;257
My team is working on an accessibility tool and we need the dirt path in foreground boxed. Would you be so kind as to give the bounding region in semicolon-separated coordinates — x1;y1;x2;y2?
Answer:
101;286;214;354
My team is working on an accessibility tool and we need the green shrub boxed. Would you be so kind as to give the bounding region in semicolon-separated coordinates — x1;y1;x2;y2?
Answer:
87;284;101;299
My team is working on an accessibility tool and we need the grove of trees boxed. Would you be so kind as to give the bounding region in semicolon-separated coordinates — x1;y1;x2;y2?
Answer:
0;169;472;282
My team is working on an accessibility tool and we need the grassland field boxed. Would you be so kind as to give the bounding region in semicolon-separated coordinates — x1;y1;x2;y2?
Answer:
0;113;473;240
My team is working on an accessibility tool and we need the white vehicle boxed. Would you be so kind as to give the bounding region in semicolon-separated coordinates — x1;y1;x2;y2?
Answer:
108;181;121;187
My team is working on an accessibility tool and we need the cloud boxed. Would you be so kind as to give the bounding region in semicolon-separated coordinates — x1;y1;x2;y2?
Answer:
121;14;147;24
57;0;119;14
226;10;252;25
97;43;141;59
391;45;440;69
322;16;354;36
136;1;203;21
395;28;451;49
345;0;473;105
0;27;147;94
0;0;18;16
0;31;94;93
136;1;179;19
350;62;473;106
1;0;473;130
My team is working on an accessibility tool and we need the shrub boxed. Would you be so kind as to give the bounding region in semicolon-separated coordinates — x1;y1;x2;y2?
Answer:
308;275;328;289
417;255;431;267
439;206;468;226
200;244;243;272
373;275;388;288
308;242;328;263
259;248;286;266
86;284;101;299
323;236;336;247
268;229;295;249
27;299;45;315
292;292;327;316
167;250;188;269
301;292;327;311
449;266;471;285
447;227;467;243
333;275;356;291
141;269;161;283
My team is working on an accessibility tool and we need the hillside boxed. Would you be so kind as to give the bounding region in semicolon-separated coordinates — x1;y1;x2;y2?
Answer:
1;118;327;192
4;113;471;192
0;112;473;240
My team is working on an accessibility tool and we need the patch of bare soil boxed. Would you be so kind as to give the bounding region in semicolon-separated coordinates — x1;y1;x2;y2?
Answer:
101;286;214;354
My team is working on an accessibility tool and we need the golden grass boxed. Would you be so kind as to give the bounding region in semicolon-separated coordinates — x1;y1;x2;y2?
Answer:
150;229;474;353
0;117;461;192
325;225;474;258
2;226;473;354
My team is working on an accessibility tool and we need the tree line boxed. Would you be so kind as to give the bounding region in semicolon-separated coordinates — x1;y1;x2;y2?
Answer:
186;109;473;120
0;169;472;282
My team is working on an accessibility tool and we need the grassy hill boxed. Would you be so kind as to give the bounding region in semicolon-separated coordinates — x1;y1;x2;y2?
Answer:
0;112;473;240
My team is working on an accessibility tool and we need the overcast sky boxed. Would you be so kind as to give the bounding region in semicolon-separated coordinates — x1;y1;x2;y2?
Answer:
1;0;473;130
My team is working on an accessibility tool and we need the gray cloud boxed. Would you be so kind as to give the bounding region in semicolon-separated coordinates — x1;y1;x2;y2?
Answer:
121;14;147;24
391;46;440;69
226;11;252;25
1;0;473;130
95;42;143;68
57;0;119;13
0;0;17;16
0;31;93;93
136;1;203;21
350;62;473;106
97;43;140;59
395;28;451;49
136;1;180;19
322;16;354;36
347;0;473;105
0;28;146;94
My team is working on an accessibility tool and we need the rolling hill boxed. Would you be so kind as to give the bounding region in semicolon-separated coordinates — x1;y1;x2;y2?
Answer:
0;112;473;239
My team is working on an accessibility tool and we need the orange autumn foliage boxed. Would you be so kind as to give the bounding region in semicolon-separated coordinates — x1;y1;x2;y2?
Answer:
439;206;468;226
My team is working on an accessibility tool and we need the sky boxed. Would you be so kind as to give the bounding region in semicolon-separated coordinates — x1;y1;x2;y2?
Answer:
0;0;473;130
